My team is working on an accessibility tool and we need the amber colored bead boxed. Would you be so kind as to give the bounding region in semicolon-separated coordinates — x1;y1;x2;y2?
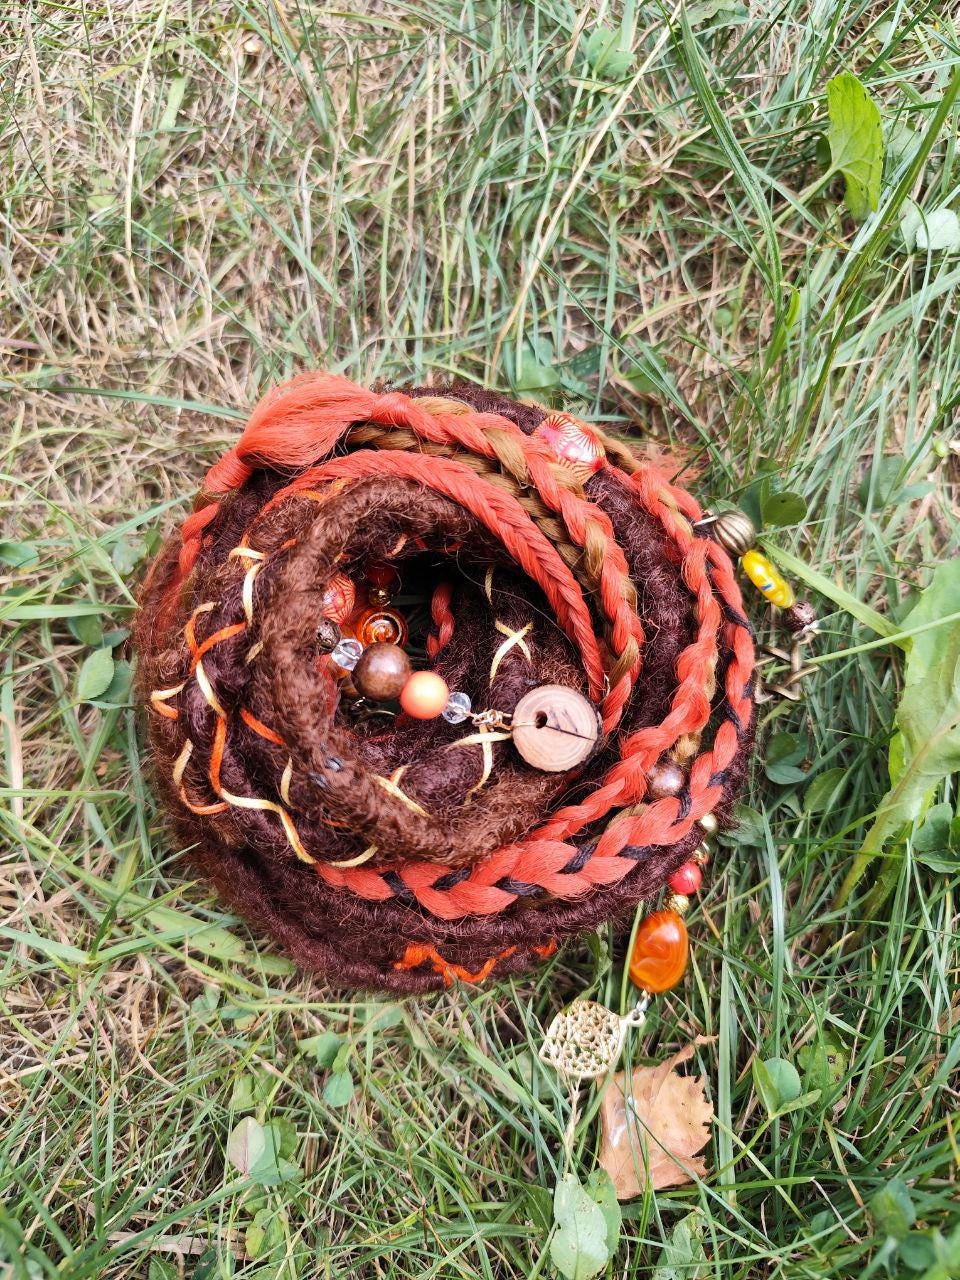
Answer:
399;670;450;719
628;909;689;993
356;607;408;647
352;643;411;702
321;572;356;625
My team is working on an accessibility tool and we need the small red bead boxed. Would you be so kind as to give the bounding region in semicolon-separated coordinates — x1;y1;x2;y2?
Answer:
668;861;703;895
365;560;400;590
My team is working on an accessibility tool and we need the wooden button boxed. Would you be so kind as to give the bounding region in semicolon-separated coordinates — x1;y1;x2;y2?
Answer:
511;685;599;772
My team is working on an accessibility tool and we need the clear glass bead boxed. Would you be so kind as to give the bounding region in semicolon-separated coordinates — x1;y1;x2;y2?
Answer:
330;638;363;671
441;690;472;724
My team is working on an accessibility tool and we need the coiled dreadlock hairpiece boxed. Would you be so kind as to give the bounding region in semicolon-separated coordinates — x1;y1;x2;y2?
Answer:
135;373;756;993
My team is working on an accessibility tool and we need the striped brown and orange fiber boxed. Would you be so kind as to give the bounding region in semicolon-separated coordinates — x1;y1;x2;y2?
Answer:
135;374;755;992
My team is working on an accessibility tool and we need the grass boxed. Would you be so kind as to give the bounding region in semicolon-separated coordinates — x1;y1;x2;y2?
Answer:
1;1;959;1276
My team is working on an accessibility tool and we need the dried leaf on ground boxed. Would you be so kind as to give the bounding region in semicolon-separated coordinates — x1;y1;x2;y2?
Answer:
599;1042;713;1199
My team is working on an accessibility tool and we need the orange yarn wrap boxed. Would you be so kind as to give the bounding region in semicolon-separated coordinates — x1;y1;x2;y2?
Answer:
137;372;756;992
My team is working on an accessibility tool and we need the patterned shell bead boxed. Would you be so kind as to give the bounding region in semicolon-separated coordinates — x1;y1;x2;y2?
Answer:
741;549;796;609
628;909;689;993
712;510;756;557
356;607;408;647
320;572;356;625
533;413;605;483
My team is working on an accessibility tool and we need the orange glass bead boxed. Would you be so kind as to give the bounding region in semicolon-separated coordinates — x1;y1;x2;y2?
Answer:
628;909;688;994
321;572;355;625
356;607;408;647
399;670;450;719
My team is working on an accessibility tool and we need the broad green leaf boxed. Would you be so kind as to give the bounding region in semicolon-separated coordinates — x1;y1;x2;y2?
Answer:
550;1173;610;1280
299;1031;343;1067
915;208;960;252
686;0;747;25
582;20;633;80
898;1231;937;1272
912;802;953;853
798;1032;849;1102
245;1207;288;1260
760;488;808;528
902;201;960;252
805;768;847;813
91;658;132;706
0;541;39;567
826;73;884;220
76;647;115;701
68;613;104;647
246;1121;301;1186
515;360;559;392
651;1211;707;1280
148;1260;178;1280
583;1168;621;1256
226;1117;266;1176
753;1057;802;1115
869;1178;916;1240
836;559;960;906
229;1074;259;1111
111;535;147;575
724;803;764;847
322;1069;354;1108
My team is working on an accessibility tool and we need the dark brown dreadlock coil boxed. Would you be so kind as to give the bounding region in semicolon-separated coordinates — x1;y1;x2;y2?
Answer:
135;374;756;992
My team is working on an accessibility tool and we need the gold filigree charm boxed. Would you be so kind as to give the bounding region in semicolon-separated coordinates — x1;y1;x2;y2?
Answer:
539;997;649;1082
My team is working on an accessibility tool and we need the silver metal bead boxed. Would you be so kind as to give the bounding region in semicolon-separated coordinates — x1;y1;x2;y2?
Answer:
698;812;719;836
713;510;757;557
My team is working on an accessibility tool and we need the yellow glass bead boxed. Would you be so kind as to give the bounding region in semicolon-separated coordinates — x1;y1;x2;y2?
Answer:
741;549;795;609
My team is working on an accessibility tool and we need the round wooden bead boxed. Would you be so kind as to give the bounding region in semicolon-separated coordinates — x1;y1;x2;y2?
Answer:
668;861;703;895
647;759;685;799
400;670;450;719
511;685;600;772
628;909;689;994
352;643;412;702
784;600;818;635
356;607;408;647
